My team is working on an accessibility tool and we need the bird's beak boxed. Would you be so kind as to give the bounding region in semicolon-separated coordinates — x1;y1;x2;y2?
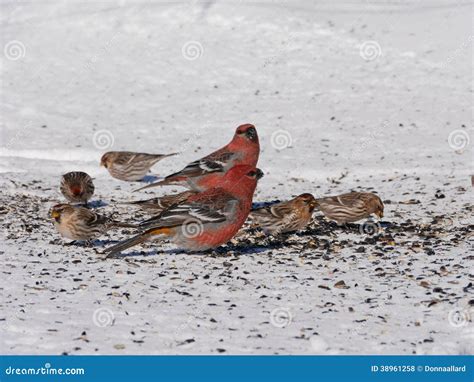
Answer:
377;211;384;219
51;211;60;219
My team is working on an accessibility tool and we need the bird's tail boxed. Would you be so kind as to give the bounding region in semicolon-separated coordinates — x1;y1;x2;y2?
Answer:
150;153;178;164
162;152;178;159
138;213;165;229
109;221;139;229
133;176;184;193
106;227;172;257
117;200;147;206
149;152;178;165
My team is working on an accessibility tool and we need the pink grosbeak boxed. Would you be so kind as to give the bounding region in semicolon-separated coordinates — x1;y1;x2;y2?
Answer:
134;124;259;192
106;165;263;256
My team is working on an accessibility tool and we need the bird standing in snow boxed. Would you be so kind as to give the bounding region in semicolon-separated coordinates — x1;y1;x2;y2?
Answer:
50;204;135;243
60;171;95;205
315;192;384;224
250;193;318;235
100;151;176;181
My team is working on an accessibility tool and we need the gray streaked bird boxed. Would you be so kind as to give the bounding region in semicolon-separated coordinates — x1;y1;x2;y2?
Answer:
50;203;136;242
315;192;384;224
124;191;195;213
250;193;318;235
60;171;95;205
100;151;176;181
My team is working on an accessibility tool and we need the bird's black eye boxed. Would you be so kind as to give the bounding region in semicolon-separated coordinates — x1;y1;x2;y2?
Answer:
248;169;264;179
246;127;256;140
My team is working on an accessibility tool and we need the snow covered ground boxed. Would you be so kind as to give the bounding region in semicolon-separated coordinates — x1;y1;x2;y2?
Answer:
1;0;472;355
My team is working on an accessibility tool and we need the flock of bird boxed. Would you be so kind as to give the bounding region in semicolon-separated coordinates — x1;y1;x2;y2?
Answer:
50;124;384;257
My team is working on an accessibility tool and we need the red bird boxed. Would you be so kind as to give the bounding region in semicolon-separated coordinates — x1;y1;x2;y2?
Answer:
134;124;260;192
106;165;263;256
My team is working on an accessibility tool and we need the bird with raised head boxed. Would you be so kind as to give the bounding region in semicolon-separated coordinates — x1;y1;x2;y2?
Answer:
134;124;260;192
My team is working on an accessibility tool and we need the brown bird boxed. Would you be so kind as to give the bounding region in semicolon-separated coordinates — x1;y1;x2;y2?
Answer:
49;203;136;242
60;171;95;205
124;191;195;213
250;193;318;235
315;192;384;224
100;151;176;181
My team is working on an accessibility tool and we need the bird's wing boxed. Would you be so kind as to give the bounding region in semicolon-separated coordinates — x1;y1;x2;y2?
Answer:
133;151;235;192
171;159;223;178
335;193;366;209
132;152;176;163
112;152;134;165
251;200;293;219
165;151;235;180
76;208;109;227
119;153;156;165
129;191;195;209
268;201;295;218
139;189;238;230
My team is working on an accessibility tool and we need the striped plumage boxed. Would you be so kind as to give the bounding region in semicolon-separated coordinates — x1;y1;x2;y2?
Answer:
125;191;195;213
101;151;176;181
315;192;384;224
250;193;317;234
50;203;136;242
60;171;94;205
